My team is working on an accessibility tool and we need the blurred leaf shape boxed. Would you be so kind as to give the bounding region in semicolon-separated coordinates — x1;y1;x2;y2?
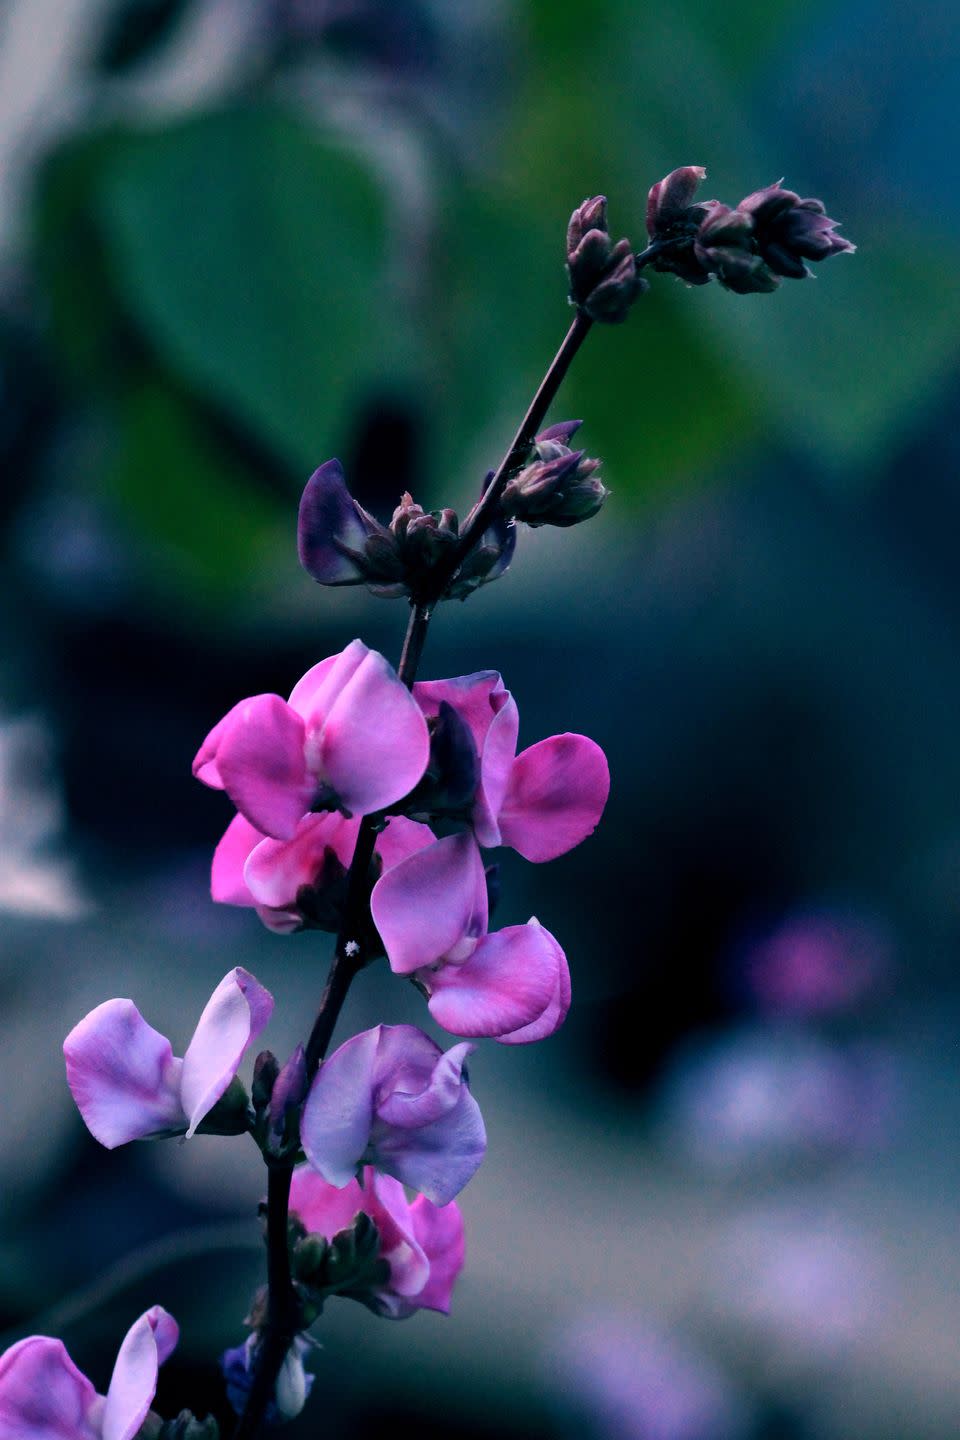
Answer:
96;107;391;471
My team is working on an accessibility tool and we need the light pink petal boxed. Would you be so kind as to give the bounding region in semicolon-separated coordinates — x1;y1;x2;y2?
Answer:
102;1308;178;1440
180;968;273;1137
413;672;508;755
374;816;436;873
371;834;487;975
474;694;519;846
376;1042;475;1127
301;1027;380;1187
496;925;572;1044
243;813;361;909
288;640;369;725
426;921;560;1038
213;695;311;840
409;1196;465;1313
317;650;429;816
369;1171;431;1300
210;814;263;906
0;1336;98;1440
498;733;610;862
289;1168;370;1237
64;1001;185;1148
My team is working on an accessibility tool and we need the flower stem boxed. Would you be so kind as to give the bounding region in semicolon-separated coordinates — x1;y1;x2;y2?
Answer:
232;299;596;1434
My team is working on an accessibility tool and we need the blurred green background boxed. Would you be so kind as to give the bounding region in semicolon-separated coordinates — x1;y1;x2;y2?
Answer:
2;0;960;1436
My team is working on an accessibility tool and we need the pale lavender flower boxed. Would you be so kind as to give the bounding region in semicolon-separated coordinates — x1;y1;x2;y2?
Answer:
64;968;272;1146
301;1024;485;1205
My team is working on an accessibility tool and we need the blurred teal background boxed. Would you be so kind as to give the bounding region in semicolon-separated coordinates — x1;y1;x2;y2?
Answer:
2;1;960;1436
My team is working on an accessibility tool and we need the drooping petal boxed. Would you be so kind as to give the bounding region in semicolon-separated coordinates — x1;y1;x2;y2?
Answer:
208;695;311;840
474;693;519;846
426;922;560;1039
301;1027;381;1187
317;649;429;816
180;968;273;1138
369;1075;486;1206
0;1336;98;1440
368;1171;431;1301
64;1000;185;1148
409;1195;465;1314
371;834;487;975
243;813;361;909
297;459;379;585
375;1040;475;1127
101;1308;178;1440
496;926;572;1044
211;813;263;906
498;733;609;862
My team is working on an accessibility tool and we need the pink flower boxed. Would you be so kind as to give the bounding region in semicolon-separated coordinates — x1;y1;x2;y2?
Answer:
289;1165;465;1319
0;1307;178;1440
64;967;272;1146
210;810;434;933
301;1024;486;1205
193;640;430;839
371;832;570;1043
413;671;609;860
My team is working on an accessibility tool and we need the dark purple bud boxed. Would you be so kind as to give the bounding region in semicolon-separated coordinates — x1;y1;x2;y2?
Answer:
693;203;779;294
266;1044;308;1157
646;165;709;237
502;436;607;529
158;1413;220;1440
405;700;478;819
566;196;645;323
445;475;516;600
537;419;583;446
223;1338;313;1422
737;184;855;279
251;1050;280;1113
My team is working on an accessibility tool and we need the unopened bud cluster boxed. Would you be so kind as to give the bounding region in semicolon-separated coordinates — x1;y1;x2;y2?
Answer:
645;166;855;293
501;420;607;528
566;196;648;322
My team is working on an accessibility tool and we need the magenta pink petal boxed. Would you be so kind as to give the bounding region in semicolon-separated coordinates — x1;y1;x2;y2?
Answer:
181;968;274;1137
212;694;311;840
426;920;559;1038
0;1336;98;1439
64;1000;185;1148
192;707;234;790
243;812;361;909
369;1172;431;1299
409;1196;465;1313
474;693;519;847
317;649;429;816
498;733;610;862
375;816;436;873
371;834;487;975
211;814;263;906
413;672;507;755
496;927;571;1044
287;641;367;723
101;1308;178;1440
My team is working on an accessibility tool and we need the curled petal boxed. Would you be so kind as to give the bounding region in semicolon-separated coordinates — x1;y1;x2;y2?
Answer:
474;693;519;846
409;1195;465;1314
180;968;273;1137
375;1040;475;1127
288;641;367;724
413;672;508;758
499;733;609;862
369;1171;431;1302
301;1027;381;1187
211;813;263;906
0;1336;98;1440
102;1308;178;1440
298;459;382;585
371;834;487;975
64;1000;185;1148
496;927;571;1044
204;695;311;840
370;1071;486;1206
426;922;560;1039
318;650;430;816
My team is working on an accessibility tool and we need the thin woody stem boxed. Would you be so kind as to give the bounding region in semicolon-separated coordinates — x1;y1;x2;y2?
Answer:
232;295;599;1435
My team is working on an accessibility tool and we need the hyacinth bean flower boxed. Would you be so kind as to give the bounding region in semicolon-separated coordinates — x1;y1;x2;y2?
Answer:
301;1024;485;1205
64;968;272;1147
371;832;570;1043
210;809;434;933
193;639;430;839
0;1307;177;1440
290;1164;465;1319
413;670;609;860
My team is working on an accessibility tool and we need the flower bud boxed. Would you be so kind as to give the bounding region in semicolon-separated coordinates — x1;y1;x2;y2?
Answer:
646;165;719;285
403;700;478;821
298;459;407;597
501;431;607;529
251;1050;279;1114
694;203;778;294
265;1044;308;1157
223;1336;314;1422
737;184;855;278
566;196;646;323
444;474;516;601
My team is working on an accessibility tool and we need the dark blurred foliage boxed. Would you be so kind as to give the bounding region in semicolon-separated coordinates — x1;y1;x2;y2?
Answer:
2;0;960;1436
